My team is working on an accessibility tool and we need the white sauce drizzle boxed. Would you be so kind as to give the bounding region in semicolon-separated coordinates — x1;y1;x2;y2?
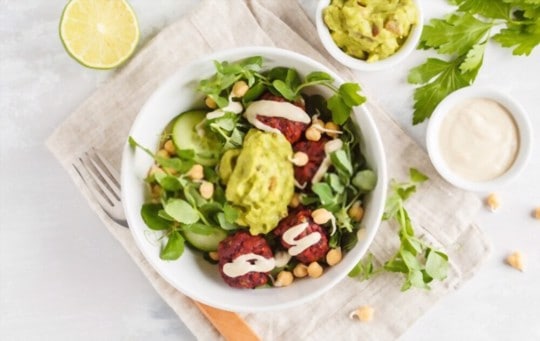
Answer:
222;253;275;278
313;125;343;135
244;100;311;134
283;222;321;256
294;179;308;189
312;139;344;183
274;251;292;268
197;95;243;136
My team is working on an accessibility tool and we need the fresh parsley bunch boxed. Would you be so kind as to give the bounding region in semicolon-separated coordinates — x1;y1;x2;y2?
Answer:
409;0;540;124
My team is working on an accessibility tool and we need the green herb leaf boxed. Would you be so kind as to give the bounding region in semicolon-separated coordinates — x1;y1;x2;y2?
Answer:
352;170;377;191
141;203;171;230
311;182;335;206
160;231;185;260
425;249;449;280
223;203;240;223
154;173;182;192
164;199;199;224
409;168;429;184
272;79;296;100
330;150;353;177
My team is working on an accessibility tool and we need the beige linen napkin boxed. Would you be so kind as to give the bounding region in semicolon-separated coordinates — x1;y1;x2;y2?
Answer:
46;0;491;339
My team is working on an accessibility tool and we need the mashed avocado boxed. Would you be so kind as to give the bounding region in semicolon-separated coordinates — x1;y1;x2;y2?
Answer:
324;0;418;62
221;129;294;235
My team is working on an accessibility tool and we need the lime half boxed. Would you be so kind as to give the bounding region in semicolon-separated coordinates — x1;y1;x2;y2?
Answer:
59;0;140;69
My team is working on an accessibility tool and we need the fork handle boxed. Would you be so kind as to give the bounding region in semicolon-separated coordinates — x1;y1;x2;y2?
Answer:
193;300;261;341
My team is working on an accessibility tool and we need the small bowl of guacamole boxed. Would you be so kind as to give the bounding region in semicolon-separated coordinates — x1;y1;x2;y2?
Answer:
316;0;423;71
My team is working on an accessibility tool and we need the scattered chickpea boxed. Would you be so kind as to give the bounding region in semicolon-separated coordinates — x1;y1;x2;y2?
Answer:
292;151;309;167
293;263;308;278
156;149;170;159
208;251;219;261
232;80;249;97
307;261;323;278
324;121;341;138
486;193;500;212
312;117;325;128
205;96;217;109
349;306;374;322
533;207;540;219
163;139;176;155
506;251;525;271
305;126;322;141
148;165;163;177
312;208;332;225
187;164;204;181
348;201;364;222
326;248;342;266
274;271;294;287
289;193;301;208
199;181;214;199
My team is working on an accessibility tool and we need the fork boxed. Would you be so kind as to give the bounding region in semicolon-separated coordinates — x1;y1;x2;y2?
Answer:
72;149;261;341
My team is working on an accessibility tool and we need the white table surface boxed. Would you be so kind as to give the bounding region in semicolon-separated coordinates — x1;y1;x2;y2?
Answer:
1;1;539;340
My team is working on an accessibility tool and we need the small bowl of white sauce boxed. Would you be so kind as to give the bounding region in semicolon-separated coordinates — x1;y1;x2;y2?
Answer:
426;87;533;191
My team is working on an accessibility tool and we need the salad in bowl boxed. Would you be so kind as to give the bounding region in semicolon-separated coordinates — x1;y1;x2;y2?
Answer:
122;47;387;311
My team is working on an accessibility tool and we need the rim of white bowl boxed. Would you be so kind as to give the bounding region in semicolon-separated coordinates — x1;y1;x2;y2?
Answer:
121;46;388;312
315;0;424;71
426;86;533;192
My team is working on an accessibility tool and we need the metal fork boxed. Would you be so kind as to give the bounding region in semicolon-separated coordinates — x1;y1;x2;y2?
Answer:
73;149;128;227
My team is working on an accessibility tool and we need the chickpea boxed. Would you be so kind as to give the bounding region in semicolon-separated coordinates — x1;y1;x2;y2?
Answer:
307;261;323;278
163;139;176;155
199;181;214;199
232;80;249;97
312;117;325;128
312;208;332;225
349;306;374;322
292;151;309;167
506;251;524;271
348;201;364;222
208;251;219;261
305;126;322;141
274;271;294;287
534;207;540;219
289;193;301;208
205;96;217;109
187;164;204;181
486;193;500;212
293;263;308;278
156;149;169;159
148;165;163;178
151;184;162;198
326;248;342;266
324;121;341;138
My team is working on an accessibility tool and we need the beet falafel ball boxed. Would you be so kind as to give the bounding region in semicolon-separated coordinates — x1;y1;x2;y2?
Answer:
293;138;328;186
256;93;308;144
274;208;329;264
217;231;274;289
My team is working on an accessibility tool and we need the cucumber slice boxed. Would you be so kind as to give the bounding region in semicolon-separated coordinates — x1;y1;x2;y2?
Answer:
183;227;227;252
172;110;220;166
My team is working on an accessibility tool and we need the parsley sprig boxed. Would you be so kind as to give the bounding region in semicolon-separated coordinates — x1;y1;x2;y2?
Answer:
409;0;540;124
349;169;449;291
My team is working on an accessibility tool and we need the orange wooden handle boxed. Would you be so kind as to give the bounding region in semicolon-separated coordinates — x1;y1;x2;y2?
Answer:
193;300;261;341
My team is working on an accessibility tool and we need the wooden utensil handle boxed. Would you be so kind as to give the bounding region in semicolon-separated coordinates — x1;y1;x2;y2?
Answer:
193;300;261;341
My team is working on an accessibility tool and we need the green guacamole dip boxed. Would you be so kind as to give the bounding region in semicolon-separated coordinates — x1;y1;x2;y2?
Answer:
324;0;418;62
220;130;294;235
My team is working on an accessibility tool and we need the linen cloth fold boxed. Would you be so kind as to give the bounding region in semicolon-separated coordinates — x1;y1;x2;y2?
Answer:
46;0;491;340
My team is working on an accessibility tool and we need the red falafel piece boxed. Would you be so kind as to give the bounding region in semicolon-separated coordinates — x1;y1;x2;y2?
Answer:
255;93;308;144
274;208;329;264
217;231;274;289
293;138;328;186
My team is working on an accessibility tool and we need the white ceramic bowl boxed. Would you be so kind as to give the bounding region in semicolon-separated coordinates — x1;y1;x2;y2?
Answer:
121;47;387;312
426;86;533;192
316;0;423;71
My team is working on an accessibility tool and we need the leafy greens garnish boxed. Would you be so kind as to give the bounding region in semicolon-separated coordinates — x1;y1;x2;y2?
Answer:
409;0;540;124
349;168;449;291
197;56;366;125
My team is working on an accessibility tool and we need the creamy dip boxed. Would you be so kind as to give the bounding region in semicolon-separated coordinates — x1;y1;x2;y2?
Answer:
438;98;519;182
